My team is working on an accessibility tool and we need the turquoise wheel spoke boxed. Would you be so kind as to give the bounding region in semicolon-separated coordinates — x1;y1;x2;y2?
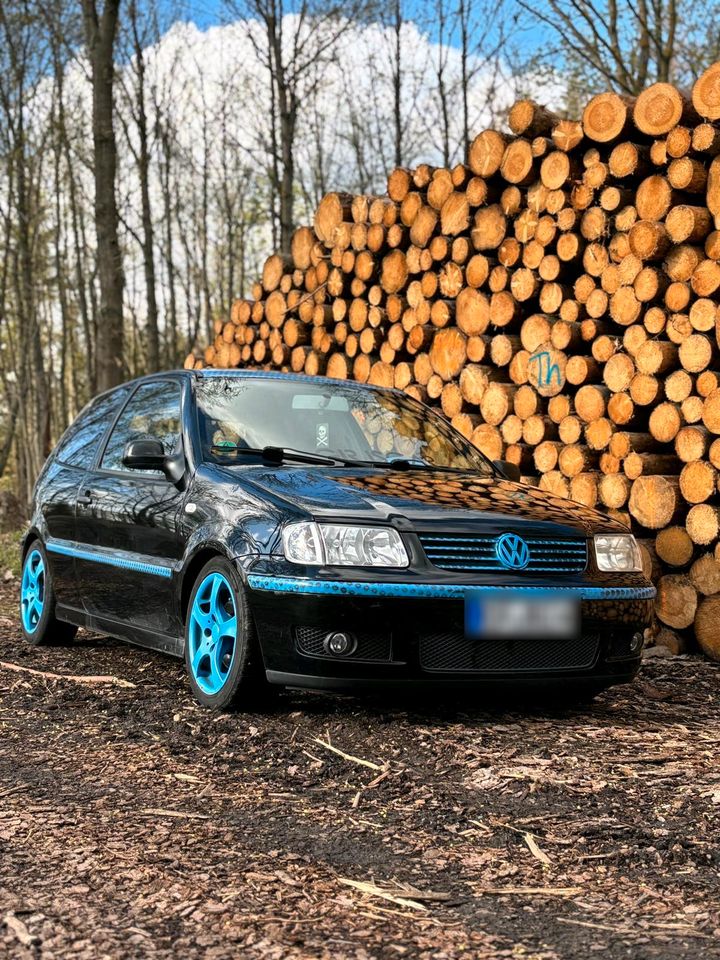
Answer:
188;571;238;696
217;614;236;638
21;549;46;635
191;606;212;632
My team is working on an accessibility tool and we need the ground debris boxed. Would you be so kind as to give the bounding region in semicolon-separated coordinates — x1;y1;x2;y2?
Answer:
1;580;719;959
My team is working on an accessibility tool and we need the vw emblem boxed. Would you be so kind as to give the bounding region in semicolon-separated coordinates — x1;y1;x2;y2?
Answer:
495;533;530;570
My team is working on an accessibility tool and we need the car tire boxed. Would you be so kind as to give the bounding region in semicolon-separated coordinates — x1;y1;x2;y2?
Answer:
20;539;78;647
184;557;274;711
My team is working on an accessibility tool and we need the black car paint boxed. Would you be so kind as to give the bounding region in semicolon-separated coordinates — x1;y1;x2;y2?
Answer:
23;370;655;693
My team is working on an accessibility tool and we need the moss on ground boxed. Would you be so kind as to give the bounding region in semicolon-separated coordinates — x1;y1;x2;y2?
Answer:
0;529;23;579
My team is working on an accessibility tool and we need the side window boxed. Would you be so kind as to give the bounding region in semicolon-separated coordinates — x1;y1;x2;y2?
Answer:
100;380;182;475
54;388;130;470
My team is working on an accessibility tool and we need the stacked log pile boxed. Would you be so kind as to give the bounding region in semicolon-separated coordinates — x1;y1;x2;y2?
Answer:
187;64;720;660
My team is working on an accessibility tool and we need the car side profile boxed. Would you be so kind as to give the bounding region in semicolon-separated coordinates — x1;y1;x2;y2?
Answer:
20;370;655;710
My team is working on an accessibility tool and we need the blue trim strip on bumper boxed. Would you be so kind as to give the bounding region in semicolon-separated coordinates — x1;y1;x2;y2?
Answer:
246;575;656;601
47;539;173;579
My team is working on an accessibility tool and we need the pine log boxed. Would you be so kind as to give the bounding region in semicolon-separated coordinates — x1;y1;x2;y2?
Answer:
690;553;720;596
629;475;679;528
314;192;353;246
649;401;682;442
634;83;699;135
656;574;698;629
599;473;631;508
583;92;635;142
695;596;720;661
468;130;509;177
380;250;408;294
687;503;720;544
429;328;467;381
679;460;716;503
480;382;515;426
692;62;720;120
656;525;694;567
472;205;506;250
584;418;619;450
570;472;599;507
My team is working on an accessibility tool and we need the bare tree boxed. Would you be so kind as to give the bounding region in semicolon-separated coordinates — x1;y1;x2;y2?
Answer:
81;0;125;391
514;0;706;95
0;1;52;501
117;0;160;371
225;0;372;254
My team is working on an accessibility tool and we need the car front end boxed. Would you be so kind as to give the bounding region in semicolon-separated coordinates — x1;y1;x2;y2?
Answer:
241;493;654;697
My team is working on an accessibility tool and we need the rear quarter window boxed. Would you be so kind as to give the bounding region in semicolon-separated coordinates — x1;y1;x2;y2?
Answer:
53;387;130;470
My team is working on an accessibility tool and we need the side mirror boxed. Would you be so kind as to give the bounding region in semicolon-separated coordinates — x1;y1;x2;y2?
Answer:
493;459;522;483
122;438;167;471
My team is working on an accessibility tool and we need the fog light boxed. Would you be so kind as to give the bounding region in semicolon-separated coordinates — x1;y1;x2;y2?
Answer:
324;632;357;656
630;632;643;653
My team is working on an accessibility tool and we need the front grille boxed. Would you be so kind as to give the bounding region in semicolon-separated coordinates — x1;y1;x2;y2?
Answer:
419;534;588;573
419;632;600;673
295;626;392;661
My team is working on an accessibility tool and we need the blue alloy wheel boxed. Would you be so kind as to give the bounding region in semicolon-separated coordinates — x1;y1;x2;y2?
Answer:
21;549;45;634
188;572;238;696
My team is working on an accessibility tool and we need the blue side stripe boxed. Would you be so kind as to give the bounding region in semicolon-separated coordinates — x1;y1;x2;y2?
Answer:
246;575;656;601
47;540;173;579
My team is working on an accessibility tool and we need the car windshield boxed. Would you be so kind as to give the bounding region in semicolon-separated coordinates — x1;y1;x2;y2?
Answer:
195;376;494;474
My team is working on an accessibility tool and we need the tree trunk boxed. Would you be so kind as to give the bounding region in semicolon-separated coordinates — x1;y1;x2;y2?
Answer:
82;0;124;392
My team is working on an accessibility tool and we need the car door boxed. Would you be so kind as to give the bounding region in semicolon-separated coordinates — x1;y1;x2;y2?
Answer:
73;378;188;640
40;387;131;611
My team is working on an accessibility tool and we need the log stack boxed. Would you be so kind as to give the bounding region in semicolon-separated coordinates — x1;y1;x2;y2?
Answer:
187;63;720;661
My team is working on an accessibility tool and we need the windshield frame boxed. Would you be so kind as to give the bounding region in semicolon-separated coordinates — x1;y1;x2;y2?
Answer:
192;373;499;476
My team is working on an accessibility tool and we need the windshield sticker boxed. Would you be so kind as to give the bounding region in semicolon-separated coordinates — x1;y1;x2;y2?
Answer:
316;423;329;448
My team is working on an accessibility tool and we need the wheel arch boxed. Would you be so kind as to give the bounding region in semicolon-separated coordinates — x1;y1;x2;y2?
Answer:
20;527;43;563
179;544;243;625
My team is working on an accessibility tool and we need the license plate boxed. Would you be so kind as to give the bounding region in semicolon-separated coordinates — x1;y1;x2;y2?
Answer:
465;590;579;640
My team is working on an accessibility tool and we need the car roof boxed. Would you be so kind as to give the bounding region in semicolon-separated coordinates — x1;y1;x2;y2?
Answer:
106;369;404;396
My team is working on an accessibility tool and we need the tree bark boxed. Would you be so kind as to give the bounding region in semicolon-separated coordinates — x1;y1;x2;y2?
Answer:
82;0;125;392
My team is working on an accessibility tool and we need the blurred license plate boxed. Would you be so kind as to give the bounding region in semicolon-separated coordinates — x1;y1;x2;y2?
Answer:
465;590;579;640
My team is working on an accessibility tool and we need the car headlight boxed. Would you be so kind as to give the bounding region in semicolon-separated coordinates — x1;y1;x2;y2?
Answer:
594;534;642;572
282;521;409;567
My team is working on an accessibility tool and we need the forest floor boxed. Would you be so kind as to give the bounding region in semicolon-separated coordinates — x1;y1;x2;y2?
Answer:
0;580;719;960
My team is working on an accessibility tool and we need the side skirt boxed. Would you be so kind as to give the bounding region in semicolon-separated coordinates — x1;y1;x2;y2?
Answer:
55;603;184;659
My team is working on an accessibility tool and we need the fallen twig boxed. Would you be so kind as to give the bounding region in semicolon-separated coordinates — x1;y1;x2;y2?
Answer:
474;885;582;897
338;877;428;911
139;808;210;820
309;736;385;771
524;832;552;865
0;660;136;688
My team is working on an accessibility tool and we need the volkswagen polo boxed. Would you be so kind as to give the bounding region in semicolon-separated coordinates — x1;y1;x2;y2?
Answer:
20;370;655;710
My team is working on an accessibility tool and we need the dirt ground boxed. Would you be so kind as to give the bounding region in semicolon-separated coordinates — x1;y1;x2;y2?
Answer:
1;581;719;960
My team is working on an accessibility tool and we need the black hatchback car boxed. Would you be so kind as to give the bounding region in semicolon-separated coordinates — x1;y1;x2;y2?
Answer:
21;370;655;710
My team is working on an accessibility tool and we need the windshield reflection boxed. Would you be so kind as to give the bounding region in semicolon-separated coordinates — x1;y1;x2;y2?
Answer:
195;377;493;474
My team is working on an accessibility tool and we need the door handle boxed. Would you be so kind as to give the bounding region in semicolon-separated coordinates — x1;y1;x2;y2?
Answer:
77;491;93;505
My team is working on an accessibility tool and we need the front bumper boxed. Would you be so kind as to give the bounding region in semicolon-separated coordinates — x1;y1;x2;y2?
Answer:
245;573;654;692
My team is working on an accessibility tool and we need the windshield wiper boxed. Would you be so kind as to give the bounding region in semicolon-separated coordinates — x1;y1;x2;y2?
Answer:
211;444;353;466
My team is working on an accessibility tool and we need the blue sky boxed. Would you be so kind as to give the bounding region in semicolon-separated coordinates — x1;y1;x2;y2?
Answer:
167;0;551;57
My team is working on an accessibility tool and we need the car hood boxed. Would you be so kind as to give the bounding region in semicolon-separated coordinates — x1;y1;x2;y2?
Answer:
224;464;625;538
